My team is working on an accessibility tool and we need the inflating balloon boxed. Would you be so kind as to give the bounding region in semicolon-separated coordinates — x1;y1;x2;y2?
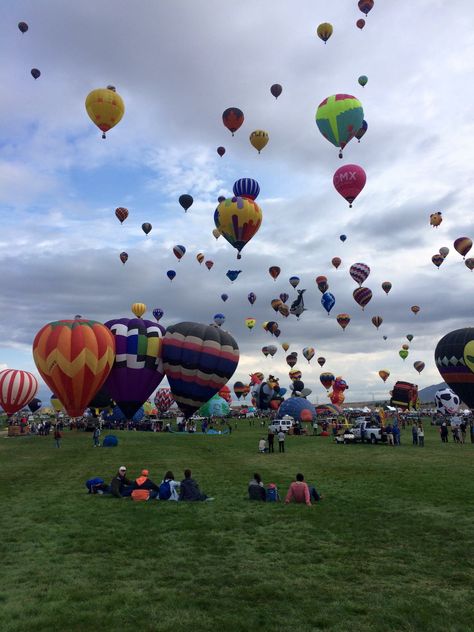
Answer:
120;252;128;265
142;223;152;235
269;266;281;280
0;369;38;416
271;84;283;99
454;237;472;259
321;292;336;315
350;262;370;286
332;257;341;269
179;194;193;212
316;94;364;158
85;86;125;139
250;130;269;154
353;287;372;310
222;108;244;136
333;165;366;207
336;313;351;330
131;303;146;318
115;207;128;224
317;23;333;43
214;197;262;259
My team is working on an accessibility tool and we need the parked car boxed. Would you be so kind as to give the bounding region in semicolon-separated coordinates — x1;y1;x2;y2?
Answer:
268;417;294;433
349;420;386;444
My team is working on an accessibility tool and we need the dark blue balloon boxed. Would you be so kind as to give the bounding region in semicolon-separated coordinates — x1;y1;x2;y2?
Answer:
248;292;256;305
226;270;242;282
321;292;336;315
340;234;347;242
106;405;144;423
278;397;316;422
221;294;229;302
153;308;164;321
232;178;260;200
167;270;176;281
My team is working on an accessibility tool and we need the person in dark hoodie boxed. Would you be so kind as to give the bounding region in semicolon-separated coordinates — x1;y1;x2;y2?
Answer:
110;466;132;498
179;469;213;501
131;469;160;501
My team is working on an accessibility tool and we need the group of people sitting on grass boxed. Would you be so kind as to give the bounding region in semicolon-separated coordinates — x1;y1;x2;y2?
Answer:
86;467;213;502
249;472;322;506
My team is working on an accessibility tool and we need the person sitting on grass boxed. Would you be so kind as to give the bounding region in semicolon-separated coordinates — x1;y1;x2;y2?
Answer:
179;469;213;501
158;470;180;501
285;473;318;507
110;465;132;498
131;469;160;501
258;437;267;453
248;473;266;501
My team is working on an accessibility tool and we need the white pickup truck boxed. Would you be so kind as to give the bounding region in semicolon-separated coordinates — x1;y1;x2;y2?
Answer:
349;419;385;444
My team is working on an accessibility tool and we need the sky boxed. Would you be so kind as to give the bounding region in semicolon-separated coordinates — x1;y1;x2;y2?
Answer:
1;0;474;405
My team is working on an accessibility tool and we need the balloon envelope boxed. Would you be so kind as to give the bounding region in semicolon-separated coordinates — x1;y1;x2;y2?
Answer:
0;369;38;416
85;86;125;138
435;328;474;409
271;84;283;99
316;94;364;154
222;107;244;135
179;194;193;212
333;165;366;207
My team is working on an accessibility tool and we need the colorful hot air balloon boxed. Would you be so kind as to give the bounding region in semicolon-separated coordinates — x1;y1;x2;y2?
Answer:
233;178;260;200
205;260;214;270
321;292;336;315
271;84;283;99
353;287;372;310
154;387;174;414
439;247;449;258
356;18;366;29
50;394;64;413
399;349;409;361
262;346;269;358
179;194;193;212
233;381;245;400
245;317;256;330
217;146;226;157
271;299;283;312
358;0;374;16
336;313;351;330
119;252;128;265
115;207;128;224
430;212;442;227
434;328;474;409
221;294;229;302
248;292;256;305
371;316;383;330
249;130;269;154
454;237;472;259
465;258;474;271
162;322;239;418
173;245;186;261
355;120;368;142
303;347;315;363
332;257;341;269
350;262;370;286
153;308;164;322
382;281;392;295
286;354;297;368
18;22;29;33
269;266;281;280
142;222;152;235
378;369;390;383
0;369;38;416
316;94;364;157
214;197;262;259
316;276;329;293
289;276;300;288
33;320;115;417
213;313;226;327
320;372;335;391
432;254;444;268
222;107;244;136
167;270;176;281
411;305;420;315
317;23;333;43
226;270;241;282
85;86;125;139
31;68;41;80
104;318;165;419
358;75;368;87
333;164;366;207
414;361;425;374
131;303;146;318
196;253;205;264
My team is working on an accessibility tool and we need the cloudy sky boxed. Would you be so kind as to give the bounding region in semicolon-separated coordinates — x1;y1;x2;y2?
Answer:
1;0;474;404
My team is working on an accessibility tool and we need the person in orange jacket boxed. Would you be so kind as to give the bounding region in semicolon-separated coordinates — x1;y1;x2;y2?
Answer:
131;469;160;501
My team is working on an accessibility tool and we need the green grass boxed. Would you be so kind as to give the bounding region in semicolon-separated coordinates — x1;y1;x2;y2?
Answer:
1;421;474;632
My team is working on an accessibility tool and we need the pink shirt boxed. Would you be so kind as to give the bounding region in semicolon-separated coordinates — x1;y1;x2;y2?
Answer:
285;481;311;506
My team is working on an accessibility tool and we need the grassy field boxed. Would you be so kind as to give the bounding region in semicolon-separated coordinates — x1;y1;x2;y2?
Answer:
1;420;473;632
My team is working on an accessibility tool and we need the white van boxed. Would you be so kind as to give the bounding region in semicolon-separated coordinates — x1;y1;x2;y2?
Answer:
268;416;294;433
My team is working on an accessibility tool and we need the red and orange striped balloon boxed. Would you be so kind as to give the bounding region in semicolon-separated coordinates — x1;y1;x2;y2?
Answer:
0;369;38;416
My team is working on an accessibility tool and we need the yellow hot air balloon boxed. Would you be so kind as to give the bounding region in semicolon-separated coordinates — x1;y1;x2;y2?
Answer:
85;85;125;139
212;228;221;240
131;303;146;318
246;318;256;330
282;342;290;352
317;23;333;43
249;130;269;154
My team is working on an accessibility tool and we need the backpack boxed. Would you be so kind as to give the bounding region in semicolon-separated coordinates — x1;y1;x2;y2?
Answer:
266;485;279;502
85;477;104;494
159;480;172;500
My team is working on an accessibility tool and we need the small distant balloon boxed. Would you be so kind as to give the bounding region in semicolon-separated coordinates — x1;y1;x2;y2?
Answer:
340;234;347;242
355;120;368;142
432;254;444;268
381;281;392;295
119;252;128;265
213;313;226;327
269;266;281;281
358;75;368;87
336;313;351;331
353;287;372;310
196;253;205;264
411;305;420;315
289;276;300;288
167;270;176;281
205;260;214;270
31;68;41;80
222;107;244;136
115;207;128;224
131;303;146;318
279;293;289;303
332;257;341;270
249;130;269;154
430;212;442;228
454;237;472;258
179;194;193;212
414;361;425;374
270;84;283;99
245;318;256;330
142;222;152;235
321;292;336;315
317;23;333;43
439;247;449;258
173;245;186;261
226;270;241;282
212;228;221;240
248;292;256;305
153;308;164;322
356;19;366;29
378;370;390;383
333;164;366;207
371;316;383;330
18;22;29;33
317;357;326;367
465;258;474;271
221;294;228;302
358;0;374;16
217;146;226;157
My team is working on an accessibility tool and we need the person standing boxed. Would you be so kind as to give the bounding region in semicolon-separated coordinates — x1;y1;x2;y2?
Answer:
93;426;101;447
440;421;449;443
54;426;62;448
386;423;394;446
417;423;424;447
460;421;467;444
412;422;418;446
278;429;285;453
267;429;275;453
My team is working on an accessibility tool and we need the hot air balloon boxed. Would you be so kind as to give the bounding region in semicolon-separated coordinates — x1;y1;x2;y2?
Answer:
350;262;370;286
282;342;290;352
173;245;186;261
167;270;176;281
429;212;442;227
28;397;42;413
402;344;410;351
286;354;297;368
222;107;244;136
205;261;214;270
104;317;165;419
245;317;256;330
278;293;288;304
233;178;260;200
358;0;374;16
226;270;242;282
356;18;366;29
153;308;164;322
406;335;413;343
315;94;364;158
221;294;228;302
271;84;283;99
162;322;239;418
250;130;269;154
340;234;347;242
317;23;333;43
217;146;226;157
320;372;335;391
434;328;474;409
50;394;64;413
179;194;193;212
454;237;472;258
262;346;269;358
18;22;29;33
432;254;444;268
33;320;115;417
154;387;174;414
399;349;409;361
439;247;449;258
31;68;41;80
316;276;329;293
131;303;146;318
303;347;315;363
214;197;262;259
142;223;152;235
358;75;368;87
119;252;128;265
218;384;232;403
317;357;326;367
248;292;256;305
371;316;383;330
382;281;392;295
265;321;279;336
353;287;372;310
411;305;420;315
269;266;281;280
321;292;336;315
333;164;366;207
378;370;390;383
271;299;283;312
0;369;38;416
115;207;128;224
196;253;205;265
383;335;388;341
85;86;125;139
233;381;246;399
465;258;474;271
267;345;277;357
332;257;342;269
213;313;226;327
355;120;368;142
336;313;351;330
414;361;425;374
289;276;300;288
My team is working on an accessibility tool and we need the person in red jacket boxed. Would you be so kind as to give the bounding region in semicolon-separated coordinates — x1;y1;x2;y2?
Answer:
285;473;312;506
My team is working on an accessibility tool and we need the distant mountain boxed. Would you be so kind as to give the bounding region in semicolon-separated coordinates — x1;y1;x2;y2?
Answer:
418;382;447;403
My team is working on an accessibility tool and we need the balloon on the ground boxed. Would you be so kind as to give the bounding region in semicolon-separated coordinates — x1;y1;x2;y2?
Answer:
278;397;316;422
51;394;64;412
33;320;115;417
85;86;124;139
131;303;146;318
162;322;239;418
115;207;128;223
214;197;262;259
430;212;442;227
435;328;474;409
106;405;144;423
0;369;38;416
154;387;174;413
179;194;193;212
199;394;230;417
315;94;364;157
317;23;333;43
390;381;418;410
222;107;244;136
271;84;282;99
249;130;269;154
353;287;372;309
434;387;460;415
